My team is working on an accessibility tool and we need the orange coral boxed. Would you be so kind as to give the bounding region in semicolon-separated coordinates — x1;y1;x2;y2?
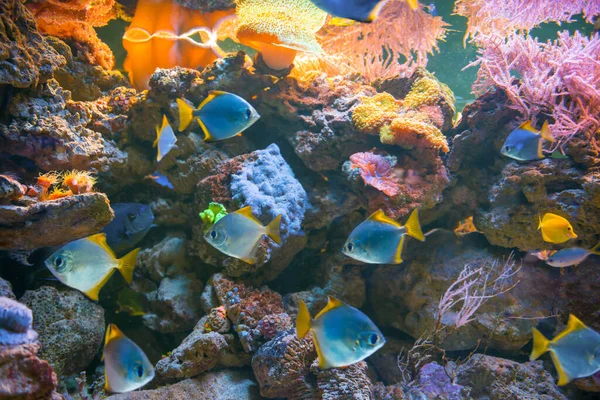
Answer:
123;0;235;90
381;113;449;153
26;0;117;70
352;93;401;134
47;187;73;200
61;170;96;194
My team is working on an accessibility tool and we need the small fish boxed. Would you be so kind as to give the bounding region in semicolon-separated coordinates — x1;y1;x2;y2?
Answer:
529;249;556;261
546;243;600;268
45;234;139;301
176;91;260;142
154;115;177;162
296;296;385;369
204;206;281;264
311;0;418;22
501;120;555;161
103;203;155;256
454;216;477;236
146;171;174;189
343;209;425;264
538;213;577;244
531;314;600;386
103;324;154;393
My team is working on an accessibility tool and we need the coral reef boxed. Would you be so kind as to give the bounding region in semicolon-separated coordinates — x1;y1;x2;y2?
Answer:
20;286;105;377
0;297;38;346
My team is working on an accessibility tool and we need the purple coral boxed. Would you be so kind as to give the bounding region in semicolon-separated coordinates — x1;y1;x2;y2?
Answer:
349;152;401;197
0;296;38;346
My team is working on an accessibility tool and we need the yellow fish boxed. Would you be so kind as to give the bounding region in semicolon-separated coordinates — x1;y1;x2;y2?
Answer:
204;206;281;264
45;234;139;301
153;115;177;162
103;324;154;393
538;213;577;244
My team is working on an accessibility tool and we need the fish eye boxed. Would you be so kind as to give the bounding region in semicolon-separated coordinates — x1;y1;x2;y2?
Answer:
55;257;63;267
128;213;137;222
245;108;252;119
567;227;572;231
210;230;218;239
346;242;354;252
503;145;511;152
136;365;144;378
369;333;379;345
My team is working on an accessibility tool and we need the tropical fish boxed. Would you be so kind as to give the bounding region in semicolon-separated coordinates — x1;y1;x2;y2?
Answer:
296;296;385;369
145;171;174;189
342;209;425;264
103;203;155;256
501;120;555;161
176;91;260;142
154;115;177;162
103;324;154;393
531;314;600;386
204;206;281;264
309;0;418;23
538;213;577;244
529;249;556;262
546;243;600;268
44;234;139;301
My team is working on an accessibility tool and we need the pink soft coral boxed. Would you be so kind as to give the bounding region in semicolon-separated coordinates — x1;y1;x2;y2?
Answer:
350;152;400;197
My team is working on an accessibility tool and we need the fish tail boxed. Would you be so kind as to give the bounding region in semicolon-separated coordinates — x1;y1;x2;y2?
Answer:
590;241;600;254
176;98;195;131
266;214;282;245
296;300;312;339
118;248;140;284
539;121;555;143
530;327;550;361
406;0;419;9
405;209;425;241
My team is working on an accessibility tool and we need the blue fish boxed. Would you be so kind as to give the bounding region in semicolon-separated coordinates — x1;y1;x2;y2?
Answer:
531;314;600;386
177;91;260;142
103;324;154;393
146;171;174;189
501;120;555;161
546;243;600;268
103;203;154;256
154;115;177;162
296;296;385;369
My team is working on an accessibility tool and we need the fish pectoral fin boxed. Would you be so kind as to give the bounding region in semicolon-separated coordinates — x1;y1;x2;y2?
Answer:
394;235;406;264
84;269;116;301
314;296;344;320
296;300;312;339
530;328;550;360
550;351;572;386
118;248;140;284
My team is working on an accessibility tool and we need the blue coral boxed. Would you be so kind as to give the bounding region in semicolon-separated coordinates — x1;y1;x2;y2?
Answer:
0;296;38;346
230;143;308;255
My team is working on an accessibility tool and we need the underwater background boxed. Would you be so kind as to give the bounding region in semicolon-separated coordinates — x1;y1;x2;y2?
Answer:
1;0;600;398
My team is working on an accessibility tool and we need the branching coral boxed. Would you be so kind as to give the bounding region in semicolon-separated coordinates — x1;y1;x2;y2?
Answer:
235;0;327;70
315;0;448;81
455;0;600;43
466;31;600;148
26;0;117;70
349;152;401;197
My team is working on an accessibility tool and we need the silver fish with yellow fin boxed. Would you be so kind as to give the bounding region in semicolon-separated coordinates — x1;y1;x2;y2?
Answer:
103;324;154;393
538;213;577;244
45;234;140;301
296;296;385;369
310;0;418;22
531;314;600;386
501;120;555;161
204;206;281;264
546;242;600;268
343;209;425;264
177;91;260;142
153;115;177;162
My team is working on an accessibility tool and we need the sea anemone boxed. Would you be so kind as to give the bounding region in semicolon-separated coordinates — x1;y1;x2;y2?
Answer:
48;187;73;200
349;152;401;197
37;171;61;190
61;170;96;194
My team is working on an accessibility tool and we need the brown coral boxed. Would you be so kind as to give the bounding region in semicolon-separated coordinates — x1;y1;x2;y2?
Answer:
26;0;117;70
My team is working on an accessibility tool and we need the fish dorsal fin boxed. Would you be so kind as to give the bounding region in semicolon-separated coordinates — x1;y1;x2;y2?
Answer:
314;296;344;320
519;120;538;133
104;323;125;347
235;206;262;224
197;90;227;112
86;234;117;259
367;209;401;228
553;314;588;343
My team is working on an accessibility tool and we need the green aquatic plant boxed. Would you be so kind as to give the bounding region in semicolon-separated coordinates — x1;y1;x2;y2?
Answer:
200;202;228;229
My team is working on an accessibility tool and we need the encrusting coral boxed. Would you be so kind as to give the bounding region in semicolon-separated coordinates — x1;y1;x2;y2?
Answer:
351;92;401;134
235;0;327;70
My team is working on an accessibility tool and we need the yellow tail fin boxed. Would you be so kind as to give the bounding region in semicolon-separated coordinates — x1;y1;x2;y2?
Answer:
590;241;600;255
296;300;311;339
530;328;550;361
405;209;425;241
266;215;282;245
118;248;140;284
539;121;555;142
176;98;195;131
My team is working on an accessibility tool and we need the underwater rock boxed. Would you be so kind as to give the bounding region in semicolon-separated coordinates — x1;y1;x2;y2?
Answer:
557;258;600;333
404;362;469;399
0;297;38;346
194;144;308;281
0;278;15;299
132;235;204;333
174;0;235;11
0;0;65;88
106;369;261;400
0;79;127;172
20;286;105;377
456;354;566;399
251;329;317;399
312;360;373;400
304;179;361;230
0;175;27;204
368;231;556;352
0;192;113;250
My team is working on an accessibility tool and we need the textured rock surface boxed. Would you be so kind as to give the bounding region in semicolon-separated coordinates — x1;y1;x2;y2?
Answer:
312;360;373;400
20;286;105;377
0;343;58;399
403;362;469;399
106;369;261;400
0;193;114;250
